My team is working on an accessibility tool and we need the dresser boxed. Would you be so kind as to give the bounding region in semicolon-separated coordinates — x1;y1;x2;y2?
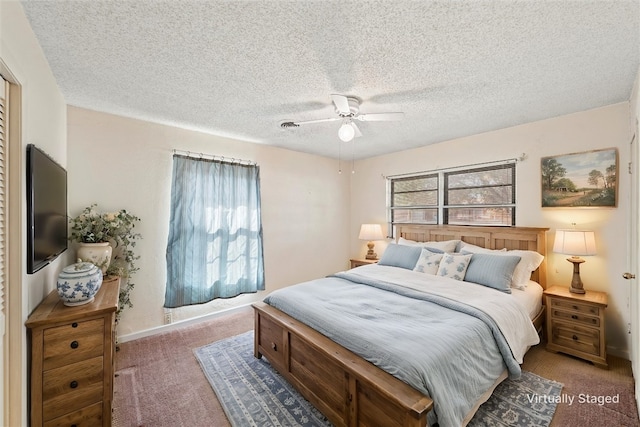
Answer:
26;276;119;427
544;285;608;369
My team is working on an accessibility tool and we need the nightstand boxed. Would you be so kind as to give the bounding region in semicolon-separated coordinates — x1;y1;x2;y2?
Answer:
544;285;608;369
350;258;378;268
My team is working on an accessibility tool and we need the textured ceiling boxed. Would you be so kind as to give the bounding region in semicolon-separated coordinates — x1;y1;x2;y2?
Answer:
21;0;640;160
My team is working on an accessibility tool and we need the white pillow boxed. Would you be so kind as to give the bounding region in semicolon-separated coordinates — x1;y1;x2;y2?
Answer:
398;237;460;253
436;253;472;281
508;250;545;287
413;249;444;275
459;242;543;289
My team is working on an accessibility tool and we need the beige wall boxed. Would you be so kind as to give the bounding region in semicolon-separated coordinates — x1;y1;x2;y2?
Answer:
0;2;69;425
350;102;633;358
67;106;351;336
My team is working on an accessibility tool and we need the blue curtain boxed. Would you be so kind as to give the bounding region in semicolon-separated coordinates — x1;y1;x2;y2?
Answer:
164;155;265;308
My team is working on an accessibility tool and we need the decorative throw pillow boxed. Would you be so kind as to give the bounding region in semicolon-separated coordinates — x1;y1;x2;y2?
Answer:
413;249;444;275
463;253;521;293
459;243;543;289
377;244;423;270
436;253;472;281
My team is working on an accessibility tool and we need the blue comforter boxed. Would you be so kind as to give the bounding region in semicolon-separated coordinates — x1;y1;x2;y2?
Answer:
264;266;535;427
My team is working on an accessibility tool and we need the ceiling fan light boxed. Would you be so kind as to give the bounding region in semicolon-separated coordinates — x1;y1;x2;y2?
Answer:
338;122;355;142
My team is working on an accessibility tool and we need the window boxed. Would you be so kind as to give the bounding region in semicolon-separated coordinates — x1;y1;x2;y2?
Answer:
388;162;515;230
164;154;265;308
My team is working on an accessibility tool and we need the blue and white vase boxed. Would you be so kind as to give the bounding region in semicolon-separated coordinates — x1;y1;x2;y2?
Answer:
57;261;103;306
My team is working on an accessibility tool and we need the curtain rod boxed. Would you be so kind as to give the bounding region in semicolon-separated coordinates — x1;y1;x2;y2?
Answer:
384;153;527;179
172;149;257;166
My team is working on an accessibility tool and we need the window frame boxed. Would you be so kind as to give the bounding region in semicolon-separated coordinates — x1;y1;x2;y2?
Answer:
387;161;516;233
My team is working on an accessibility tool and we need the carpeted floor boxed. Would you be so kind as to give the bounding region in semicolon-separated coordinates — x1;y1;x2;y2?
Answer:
114;305;640;427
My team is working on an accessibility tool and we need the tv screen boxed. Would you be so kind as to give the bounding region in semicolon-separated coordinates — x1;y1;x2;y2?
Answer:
27;144;68;274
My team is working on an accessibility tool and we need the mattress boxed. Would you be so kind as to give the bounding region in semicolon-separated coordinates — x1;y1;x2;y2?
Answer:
512;280;544;319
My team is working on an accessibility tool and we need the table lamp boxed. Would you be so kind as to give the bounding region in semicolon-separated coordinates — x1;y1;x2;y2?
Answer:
553;229;596;294
359;224;384;260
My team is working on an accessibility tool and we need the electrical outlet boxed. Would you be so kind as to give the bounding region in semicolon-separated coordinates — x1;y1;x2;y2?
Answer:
164;311;172;324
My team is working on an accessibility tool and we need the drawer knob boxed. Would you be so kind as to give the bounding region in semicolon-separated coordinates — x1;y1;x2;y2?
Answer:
571;315;578;320
72;322;78;328
70;341;79;349
271;342;277;352
70;380;78;389
572;305;578;310
572;335;578;341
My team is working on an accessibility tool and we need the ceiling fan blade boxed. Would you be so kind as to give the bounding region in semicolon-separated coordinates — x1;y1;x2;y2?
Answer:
356;112;404;122
331;94;351;115
351;121;363;138
285;117;341;126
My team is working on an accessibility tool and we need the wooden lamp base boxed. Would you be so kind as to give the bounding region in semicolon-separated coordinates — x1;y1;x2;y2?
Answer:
365;241;378;260
567;256;586;294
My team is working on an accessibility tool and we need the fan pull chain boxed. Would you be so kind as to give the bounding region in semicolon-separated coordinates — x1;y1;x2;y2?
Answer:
338;138;342;174
351;140;356;174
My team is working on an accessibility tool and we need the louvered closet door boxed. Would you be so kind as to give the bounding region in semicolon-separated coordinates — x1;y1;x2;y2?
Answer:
0;75;7;424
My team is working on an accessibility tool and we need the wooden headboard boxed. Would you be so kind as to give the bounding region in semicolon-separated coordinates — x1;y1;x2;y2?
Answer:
396;225;549;288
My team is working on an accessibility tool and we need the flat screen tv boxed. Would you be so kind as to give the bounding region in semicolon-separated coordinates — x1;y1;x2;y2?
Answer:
27;144;68;274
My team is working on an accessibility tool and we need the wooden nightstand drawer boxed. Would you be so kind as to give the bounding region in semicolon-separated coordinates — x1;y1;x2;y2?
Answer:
550;308;600;327
43;319;104;370
42;357;104;419
550;321;600;356
550;298;600;316
44;401;103;427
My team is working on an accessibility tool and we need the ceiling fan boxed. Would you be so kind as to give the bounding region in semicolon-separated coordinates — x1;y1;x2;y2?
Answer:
280;94;404;142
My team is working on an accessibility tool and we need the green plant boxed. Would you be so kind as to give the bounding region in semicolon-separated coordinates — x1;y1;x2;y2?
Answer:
69;204;141;317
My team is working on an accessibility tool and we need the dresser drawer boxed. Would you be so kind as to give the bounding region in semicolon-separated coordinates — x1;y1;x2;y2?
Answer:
42;356;104;421
43;319;104;370
43;401;103;427
550;298;600;316
550;308;600;327
550;321;600;356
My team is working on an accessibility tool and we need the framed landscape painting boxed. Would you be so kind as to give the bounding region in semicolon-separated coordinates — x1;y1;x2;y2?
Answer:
541;148;618;208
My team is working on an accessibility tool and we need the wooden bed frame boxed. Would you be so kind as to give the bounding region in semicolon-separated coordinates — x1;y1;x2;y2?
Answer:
253;225;548;427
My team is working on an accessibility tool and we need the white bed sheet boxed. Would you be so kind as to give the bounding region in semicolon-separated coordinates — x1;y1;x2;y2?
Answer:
511;281;544;319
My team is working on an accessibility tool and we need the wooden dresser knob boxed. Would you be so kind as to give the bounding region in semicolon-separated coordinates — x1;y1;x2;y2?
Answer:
71;322;78;328
70;341;79;349
271;342;277;351
571;315;578;319
572;335;578;341
70;380;78;389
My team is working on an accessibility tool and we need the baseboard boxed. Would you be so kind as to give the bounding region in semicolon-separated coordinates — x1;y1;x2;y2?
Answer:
117;303;252;343
607;344;630;361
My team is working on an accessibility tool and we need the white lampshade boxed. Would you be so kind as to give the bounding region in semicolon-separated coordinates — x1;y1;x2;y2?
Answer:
553;230;597;256
359;224;384;241
338;122;356;142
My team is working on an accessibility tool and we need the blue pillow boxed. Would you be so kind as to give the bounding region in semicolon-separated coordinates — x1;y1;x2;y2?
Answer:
378;244;422;270
463;253;521;293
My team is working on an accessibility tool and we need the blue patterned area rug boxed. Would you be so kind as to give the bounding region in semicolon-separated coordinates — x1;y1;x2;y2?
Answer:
194;331;562;427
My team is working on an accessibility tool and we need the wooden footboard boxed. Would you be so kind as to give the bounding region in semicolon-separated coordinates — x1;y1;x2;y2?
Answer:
253;302;433;427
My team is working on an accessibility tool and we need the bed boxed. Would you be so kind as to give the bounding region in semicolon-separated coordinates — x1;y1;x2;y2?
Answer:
253;224;548;427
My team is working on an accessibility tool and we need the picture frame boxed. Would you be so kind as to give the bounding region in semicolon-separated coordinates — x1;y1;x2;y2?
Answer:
541;148;618;208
